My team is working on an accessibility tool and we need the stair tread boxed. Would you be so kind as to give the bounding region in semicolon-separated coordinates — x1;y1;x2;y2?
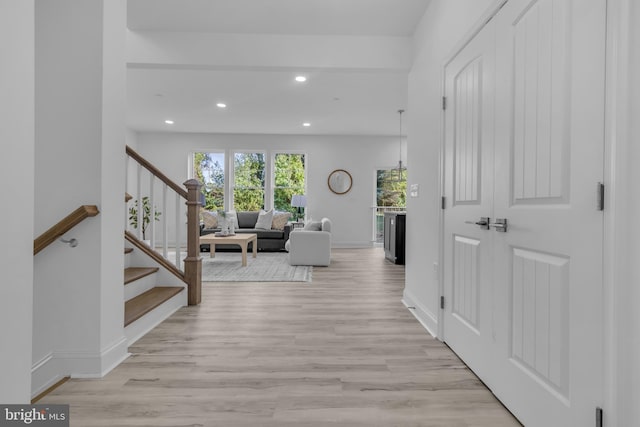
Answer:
124;267;159;284
124;286;183;327
125;247;133;254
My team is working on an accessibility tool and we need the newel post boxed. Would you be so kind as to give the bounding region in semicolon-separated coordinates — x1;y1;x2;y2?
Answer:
183;179;202;305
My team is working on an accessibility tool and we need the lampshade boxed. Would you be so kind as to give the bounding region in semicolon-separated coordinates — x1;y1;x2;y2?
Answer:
291;195;307;208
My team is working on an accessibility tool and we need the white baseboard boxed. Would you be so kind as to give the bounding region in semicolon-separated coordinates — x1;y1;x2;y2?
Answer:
31;353;59;399
402;289;439;339
96;337;130;378
31;336;129;398
331;241;374;249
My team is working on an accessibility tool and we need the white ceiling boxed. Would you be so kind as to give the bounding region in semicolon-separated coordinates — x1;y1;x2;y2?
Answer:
126;0;431;135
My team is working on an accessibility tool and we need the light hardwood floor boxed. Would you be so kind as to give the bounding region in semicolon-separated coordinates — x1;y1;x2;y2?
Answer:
41;248;521;427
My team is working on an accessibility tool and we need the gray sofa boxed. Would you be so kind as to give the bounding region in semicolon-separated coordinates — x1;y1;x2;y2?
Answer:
200;211;292;252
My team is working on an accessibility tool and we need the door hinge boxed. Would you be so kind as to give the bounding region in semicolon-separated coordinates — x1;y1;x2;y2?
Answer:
595;407;603;427
597;182;605;211
442;96;447;110
441;196;446;209
440;296;445;310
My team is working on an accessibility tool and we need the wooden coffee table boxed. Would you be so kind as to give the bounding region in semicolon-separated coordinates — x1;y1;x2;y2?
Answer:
200;233;257;267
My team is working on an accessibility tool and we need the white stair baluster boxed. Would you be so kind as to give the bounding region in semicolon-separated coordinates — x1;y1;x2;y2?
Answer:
175;193;181;268
149;175;155;248
136;165;143;241
162;183;168;259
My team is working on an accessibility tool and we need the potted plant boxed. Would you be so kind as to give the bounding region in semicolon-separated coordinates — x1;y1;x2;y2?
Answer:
129;196;161;243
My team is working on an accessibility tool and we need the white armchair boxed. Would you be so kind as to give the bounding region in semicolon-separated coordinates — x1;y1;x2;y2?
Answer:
285;218;332;266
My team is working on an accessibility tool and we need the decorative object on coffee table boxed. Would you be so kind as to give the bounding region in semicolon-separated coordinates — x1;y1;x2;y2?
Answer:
217;210;229;235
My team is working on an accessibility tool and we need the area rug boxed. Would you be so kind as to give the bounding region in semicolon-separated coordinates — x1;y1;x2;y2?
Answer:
200;252;312;282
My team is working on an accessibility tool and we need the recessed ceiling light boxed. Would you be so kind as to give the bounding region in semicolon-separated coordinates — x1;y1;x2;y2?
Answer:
164;119;174;125
295;76;307;83
216;103;227;108
303;122;311;127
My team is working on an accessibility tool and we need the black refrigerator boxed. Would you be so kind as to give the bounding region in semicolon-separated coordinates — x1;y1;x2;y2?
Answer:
384;211;406;265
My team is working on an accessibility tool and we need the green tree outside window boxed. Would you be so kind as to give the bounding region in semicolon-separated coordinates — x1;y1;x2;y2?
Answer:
233;152;265;211
194;152;225;211
274;153;306;215
377;169;407;207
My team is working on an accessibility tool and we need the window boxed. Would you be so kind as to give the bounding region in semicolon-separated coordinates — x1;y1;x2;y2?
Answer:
194;151;307;213
194;152;225;211
273;153;306;215
233;152;265;211
377;168;406;207
374;168;407;242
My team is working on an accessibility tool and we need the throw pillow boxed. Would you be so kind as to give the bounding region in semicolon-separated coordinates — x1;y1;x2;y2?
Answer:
255;209;274;230
201;210;218;229
303;221;322;231
271;211;291;230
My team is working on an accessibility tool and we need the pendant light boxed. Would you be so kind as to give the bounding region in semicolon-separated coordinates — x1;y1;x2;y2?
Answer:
396;109;406;182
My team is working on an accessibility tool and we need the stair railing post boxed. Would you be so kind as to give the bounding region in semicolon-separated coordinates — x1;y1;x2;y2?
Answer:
183;179;202;305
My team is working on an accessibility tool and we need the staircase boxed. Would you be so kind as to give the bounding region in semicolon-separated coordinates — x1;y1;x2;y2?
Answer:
123;146;203;345
123;245;186;345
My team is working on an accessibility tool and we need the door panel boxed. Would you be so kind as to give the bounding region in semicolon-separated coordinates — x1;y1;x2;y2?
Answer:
511;0;570;204
510;248;570;397
452;235;480;331
454;57;483;204
442;0;605;425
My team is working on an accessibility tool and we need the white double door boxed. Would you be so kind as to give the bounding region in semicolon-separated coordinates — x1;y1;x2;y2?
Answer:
442;0;606;426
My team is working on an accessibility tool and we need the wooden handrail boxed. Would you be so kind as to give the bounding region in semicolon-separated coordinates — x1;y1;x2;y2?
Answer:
124;231;187;284
126;146;188;199
34;205;99;255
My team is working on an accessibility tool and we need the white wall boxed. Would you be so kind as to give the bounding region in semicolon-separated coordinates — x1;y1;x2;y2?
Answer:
0;0;35;404
126;128;139;149
135;132;405;247
608;0;640;425
625;8;640;418
403;0;496;333
99;0;128;374
32;0;127;396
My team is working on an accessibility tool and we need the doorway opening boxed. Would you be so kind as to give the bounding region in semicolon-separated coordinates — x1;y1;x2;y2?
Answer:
373;168;406;243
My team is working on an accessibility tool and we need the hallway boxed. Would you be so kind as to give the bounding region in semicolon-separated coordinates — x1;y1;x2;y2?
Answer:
41;248;520;426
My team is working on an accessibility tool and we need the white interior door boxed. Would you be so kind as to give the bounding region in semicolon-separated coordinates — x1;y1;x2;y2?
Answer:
442;0;606;425
491;0;606;425
442;19;496;384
